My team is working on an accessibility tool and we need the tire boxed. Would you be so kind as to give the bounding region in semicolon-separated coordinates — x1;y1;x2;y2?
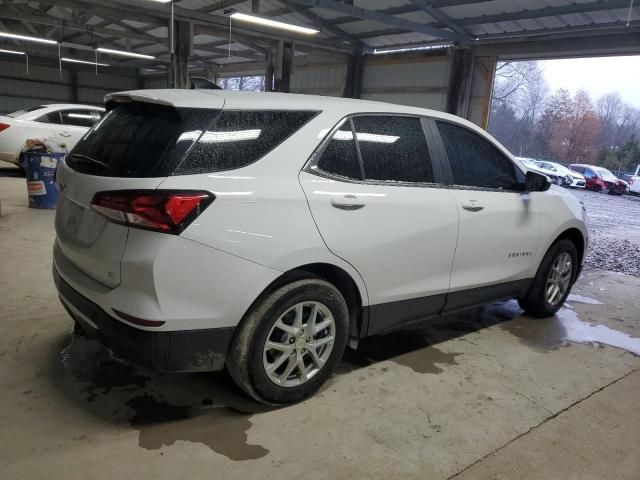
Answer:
226;278;349;405
518;239;578;318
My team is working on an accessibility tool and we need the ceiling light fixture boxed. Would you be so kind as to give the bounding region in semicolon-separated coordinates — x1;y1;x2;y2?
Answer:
96;47;155;59
0;48;26;55
373;43;452;55
229;12;319;35
0;31;58;45
62;57;109;67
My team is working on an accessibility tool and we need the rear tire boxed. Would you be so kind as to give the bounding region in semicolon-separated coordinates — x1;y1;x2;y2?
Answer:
518;239;578;318
226;278;349;405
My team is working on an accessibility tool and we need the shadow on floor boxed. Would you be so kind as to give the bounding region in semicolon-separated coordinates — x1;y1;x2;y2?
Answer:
47;299;569;459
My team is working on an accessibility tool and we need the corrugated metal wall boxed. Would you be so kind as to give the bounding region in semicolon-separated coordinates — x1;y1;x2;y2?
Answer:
0;58;138;114
290;64;348;97
361;54;451;110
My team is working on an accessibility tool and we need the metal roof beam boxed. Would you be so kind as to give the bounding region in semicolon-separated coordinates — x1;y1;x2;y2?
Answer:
288;0;458;40
409;0;471;41
455;0;637;26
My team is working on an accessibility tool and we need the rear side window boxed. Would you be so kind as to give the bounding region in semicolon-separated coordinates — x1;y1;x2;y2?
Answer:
174;110;318;175
352;115;433;183
68;102;218;177
60;109;102;127
315;120;362;179
436;120;522;190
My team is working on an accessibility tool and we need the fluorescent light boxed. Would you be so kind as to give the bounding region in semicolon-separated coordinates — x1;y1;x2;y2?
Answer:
230;12;319;35
373;43;451;55
96;47;155;60
61;57;109;67
333;130;399;144
67;113;99;119
0;48;26;55
178;129;262;143
0;31;58;45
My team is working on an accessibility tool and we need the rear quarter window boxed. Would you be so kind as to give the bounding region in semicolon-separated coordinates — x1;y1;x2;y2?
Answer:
174;110;319;175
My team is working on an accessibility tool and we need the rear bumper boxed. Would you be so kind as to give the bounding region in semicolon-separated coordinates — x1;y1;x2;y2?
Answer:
54;266;235;372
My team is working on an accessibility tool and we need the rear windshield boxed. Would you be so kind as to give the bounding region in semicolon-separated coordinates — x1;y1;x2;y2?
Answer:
67;103;218;177
67;102;318;177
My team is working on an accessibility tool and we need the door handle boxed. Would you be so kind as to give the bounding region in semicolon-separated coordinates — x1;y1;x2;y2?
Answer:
461;200;484;212
59;131;72;138
330;194;365;211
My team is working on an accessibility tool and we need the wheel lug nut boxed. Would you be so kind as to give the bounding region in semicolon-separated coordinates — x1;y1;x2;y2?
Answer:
306;337;310;342
289;338;295;344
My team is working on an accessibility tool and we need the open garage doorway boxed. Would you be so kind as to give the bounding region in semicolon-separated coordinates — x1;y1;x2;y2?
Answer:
487;56;640;176
487;55;640;277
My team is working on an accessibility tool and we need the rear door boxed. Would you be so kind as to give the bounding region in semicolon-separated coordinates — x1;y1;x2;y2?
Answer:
433;119;540;310
55;100;221;287
300;114;459;334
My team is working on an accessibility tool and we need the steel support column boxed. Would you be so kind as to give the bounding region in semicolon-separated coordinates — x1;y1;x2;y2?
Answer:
445;47;474;118
170;20;192;88
343;47;363;98
274;41;293;93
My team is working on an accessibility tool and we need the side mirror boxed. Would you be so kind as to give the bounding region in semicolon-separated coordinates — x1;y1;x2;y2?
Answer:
525;170;551;192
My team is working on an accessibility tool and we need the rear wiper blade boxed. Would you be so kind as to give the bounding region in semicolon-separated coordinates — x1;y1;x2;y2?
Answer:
68;153;109;169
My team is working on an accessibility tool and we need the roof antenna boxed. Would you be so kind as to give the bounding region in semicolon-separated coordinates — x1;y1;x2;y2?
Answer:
628;0;635;26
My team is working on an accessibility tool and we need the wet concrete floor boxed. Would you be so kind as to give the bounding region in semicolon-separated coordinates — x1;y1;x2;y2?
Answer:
1;176;639;479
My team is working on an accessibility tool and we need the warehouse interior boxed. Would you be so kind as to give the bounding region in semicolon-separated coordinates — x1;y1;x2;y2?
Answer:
1;1;640;479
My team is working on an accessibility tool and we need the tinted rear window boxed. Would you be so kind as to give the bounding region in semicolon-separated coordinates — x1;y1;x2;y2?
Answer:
68;104;317;177
68;103;218;177
174;110;318;175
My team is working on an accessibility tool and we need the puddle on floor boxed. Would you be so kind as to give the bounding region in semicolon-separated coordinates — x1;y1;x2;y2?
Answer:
499;298;640;356
567;294;603;305
58;334;269;460
126;394;269;460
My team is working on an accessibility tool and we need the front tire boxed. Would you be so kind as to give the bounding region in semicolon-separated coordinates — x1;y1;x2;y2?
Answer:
518;239;578;318
226;278;349;405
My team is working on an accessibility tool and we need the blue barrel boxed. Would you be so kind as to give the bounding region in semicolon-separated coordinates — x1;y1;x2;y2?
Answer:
20;152;64;209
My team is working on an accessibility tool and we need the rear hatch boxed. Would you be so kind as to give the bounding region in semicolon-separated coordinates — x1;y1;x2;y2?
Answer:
54;94;224;288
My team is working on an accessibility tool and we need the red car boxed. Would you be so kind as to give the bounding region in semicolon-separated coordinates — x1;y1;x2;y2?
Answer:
569;164;628;195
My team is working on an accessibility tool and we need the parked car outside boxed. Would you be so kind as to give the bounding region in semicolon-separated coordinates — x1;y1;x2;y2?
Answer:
535;160;585;188
53;90;588;404
0;104;104;165
516;157;570;186
627;165;640;195
569;164;628;195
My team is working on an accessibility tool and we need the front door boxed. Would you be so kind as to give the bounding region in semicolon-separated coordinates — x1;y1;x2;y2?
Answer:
433;120;540;311
299;114;459;334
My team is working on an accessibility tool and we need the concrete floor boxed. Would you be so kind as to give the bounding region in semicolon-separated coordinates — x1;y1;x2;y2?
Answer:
1;172;639;479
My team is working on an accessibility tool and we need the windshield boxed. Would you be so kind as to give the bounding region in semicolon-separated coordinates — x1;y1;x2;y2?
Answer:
595;168;618;181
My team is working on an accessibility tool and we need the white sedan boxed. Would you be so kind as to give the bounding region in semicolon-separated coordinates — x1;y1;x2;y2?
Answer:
536;160;586;188
0;104;104;165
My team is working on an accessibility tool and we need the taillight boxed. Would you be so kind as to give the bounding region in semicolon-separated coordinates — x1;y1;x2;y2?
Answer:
91;190;214;234
0;123;10;133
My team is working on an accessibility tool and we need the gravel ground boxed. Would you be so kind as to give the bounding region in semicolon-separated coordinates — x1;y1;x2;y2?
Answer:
569;189;640;277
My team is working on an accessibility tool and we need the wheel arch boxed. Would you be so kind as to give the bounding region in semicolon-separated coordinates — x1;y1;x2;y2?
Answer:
552;227;586;270
244;262;367;340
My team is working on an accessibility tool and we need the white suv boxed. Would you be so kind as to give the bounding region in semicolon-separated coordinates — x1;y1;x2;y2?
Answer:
53;90;588;404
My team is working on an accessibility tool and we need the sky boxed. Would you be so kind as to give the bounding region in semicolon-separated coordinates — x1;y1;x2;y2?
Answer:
539;56;640;108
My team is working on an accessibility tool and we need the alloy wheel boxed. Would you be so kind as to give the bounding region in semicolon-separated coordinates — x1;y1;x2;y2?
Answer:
263;301;336;387
545;252;573;306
